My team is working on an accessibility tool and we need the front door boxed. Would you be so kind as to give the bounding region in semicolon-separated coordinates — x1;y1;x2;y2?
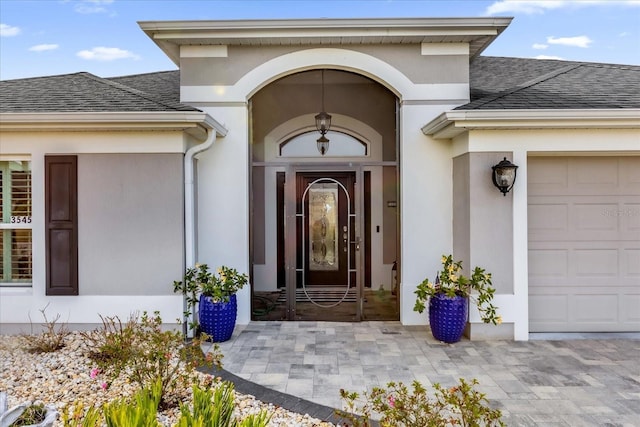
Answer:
287;170;362;320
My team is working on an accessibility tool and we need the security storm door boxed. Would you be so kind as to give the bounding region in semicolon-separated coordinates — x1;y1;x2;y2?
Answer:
285;170;363;321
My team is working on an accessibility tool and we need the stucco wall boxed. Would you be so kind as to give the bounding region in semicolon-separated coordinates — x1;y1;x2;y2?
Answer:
452;154;470;272
181;45;468;87
0;130;190;332
77;153;184;296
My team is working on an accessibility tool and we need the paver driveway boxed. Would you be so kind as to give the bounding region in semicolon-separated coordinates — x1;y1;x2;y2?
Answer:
214;321;640;426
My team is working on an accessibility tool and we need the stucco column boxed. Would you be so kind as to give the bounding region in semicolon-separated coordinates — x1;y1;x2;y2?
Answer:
400;104;453;325
196;105;252;325
454;151;516;340
512;149;529;340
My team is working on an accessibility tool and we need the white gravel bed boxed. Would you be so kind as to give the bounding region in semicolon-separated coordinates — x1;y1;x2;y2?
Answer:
0;332;336;427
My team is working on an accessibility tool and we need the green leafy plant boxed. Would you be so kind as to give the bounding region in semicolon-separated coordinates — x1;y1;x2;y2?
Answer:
61;380;163;427
338;378;504;427
414;255;501;325
176;380;271;427
61;402;102;427
102;378;163;427
20;303;69;353
84;311;222;406
173;264;249;333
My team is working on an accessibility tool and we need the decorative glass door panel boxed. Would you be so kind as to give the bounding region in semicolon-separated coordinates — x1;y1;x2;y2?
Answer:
309;184;338;271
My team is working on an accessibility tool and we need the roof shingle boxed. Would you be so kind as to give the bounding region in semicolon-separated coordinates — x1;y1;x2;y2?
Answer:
2;57;638;113
462;57;640;110
0;71;196;113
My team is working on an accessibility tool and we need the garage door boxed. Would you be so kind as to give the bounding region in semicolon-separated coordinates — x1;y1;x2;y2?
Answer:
528;156;640;332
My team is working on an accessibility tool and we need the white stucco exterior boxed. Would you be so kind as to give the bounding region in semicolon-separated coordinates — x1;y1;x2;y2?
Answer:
2;17;638;338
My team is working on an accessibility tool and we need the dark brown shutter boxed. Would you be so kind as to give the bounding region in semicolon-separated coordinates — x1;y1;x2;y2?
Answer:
45;156;78;295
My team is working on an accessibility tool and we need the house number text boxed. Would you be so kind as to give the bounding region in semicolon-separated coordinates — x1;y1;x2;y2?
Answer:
10;216;32;224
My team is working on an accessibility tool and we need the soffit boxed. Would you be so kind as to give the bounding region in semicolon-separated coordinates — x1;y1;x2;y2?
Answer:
422;109;640;139
140;18;512;65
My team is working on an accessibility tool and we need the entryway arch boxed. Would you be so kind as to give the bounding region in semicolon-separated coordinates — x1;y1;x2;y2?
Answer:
226;48;412;102
249;68;400;321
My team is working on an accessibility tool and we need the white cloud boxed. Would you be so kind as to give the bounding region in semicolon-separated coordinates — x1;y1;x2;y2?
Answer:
535;55;564;60
77;47;140;61
0;23;21;37
485;0;640;15
547;35;593;48
619;32;631;37
532;43;548;50
29;44;59;52
74;0;114;14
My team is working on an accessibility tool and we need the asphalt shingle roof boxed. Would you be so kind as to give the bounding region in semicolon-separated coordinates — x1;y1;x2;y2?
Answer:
1;57;638;114
462;57;640;110
108;70;181;105
0;71;196;113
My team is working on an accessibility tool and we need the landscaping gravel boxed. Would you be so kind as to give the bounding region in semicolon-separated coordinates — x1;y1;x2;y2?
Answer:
0;332;336;427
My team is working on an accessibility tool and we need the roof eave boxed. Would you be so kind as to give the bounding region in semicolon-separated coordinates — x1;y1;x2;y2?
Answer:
140;17;513;65
0;111;228;140
423;109;640;139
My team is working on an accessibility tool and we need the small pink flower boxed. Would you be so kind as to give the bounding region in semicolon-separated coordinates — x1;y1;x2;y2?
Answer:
388;395;395;408
90;368;100;379
101;382;108;390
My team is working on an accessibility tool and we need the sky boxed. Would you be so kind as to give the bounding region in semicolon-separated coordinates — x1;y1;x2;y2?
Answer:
0;0;639;81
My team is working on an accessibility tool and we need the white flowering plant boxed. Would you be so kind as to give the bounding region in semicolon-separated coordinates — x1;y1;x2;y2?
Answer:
413;254;501;325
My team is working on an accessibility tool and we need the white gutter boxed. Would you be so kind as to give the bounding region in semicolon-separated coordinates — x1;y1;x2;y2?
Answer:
184;128;215;271
182;118;228;336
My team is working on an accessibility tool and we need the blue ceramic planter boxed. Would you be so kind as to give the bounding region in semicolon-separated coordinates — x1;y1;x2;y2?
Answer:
198;294;237;342
429;293;468;343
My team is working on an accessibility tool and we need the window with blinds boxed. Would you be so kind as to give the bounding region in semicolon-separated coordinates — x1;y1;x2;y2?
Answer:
1;160;33;284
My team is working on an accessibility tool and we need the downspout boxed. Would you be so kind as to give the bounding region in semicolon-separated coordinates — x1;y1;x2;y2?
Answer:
183;127;216;336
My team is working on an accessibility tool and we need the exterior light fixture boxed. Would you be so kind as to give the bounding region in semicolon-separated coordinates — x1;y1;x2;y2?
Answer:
491;157;518;196
315;70;332;155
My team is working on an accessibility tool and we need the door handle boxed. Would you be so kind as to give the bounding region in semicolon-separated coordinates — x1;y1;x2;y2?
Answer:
351;236;361;251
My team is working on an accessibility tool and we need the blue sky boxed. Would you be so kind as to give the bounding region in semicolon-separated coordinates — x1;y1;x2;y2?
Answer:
1;0;639;80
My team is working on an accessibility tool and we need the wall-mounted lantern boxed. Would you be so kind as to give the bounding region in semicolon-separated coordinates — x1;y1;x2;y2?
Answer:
491;157;518;196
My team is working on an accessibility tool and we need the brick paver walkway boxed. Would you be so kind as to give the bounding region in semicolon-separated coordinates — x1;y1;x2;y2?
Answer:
212;321;640;426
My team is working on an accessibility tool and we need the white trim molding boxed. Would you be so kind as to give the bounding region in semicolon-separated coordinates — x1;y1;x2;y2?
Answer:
423;109;640;139
181;45;228;58
421;43;469;56
0;112;228;141
140;17;511;64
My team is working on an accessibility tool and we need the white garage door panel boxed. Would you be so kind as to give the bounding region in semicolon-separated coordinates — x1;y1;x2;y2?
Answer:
626;249;640;276
529;156;640;332
621;294;640;323
529;295;568;324
575;249;618;277
572;295;618;322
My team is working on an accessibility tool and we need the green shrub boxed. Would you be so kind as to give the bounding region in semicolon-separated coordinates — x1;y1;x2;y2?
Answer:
84;311;222;406
338;378;504;427
81;314;138;365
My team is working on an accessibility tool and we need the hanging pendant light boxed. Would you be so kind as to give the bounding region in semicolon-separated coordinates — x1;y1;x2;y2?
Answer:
315;69;332;155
